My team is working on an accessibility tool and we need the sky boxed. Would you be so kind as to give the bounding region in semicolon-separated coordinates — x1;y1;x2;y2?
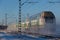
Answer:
0;0;60;25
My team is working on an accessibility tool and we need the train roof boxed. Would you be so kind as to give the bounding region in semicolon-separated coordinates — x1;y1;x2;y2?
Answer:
40;11;55;18
29;11;55;20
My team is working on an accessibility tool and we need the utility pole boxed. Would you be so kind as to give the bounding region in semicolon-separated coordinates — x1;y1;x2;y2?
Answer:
2;19;4;25
5;13;7;26
18;0;21;33
18;0;39;33
26;13;31;31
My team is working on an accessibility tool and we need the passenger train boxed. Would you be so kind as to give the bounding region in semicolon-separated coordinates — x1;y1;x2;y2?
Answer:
21;11;56;36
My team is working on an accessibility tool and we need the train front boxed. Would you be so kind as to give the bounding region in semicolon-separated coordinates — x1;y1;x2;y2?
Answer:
39;11;56;35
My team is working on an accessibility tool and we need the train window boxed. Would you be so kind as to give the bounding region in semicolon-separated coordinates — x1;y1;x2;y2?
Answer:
44;16;48;19
45;17;54;23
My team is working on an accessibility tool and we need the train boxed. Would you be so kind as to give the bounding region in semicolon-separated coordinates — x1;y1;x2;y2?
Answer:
0;25;8;30
21;11;56;36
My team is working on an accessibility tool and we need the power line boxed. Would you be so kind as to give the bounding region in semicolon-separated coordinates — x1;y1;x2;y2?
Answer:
48;0;60;3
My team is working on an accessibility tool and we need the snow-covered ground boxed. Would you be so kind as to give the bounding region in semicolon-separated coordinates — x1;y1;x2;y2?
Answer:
0;32;46;40
0;24;60;40
0;30;60;40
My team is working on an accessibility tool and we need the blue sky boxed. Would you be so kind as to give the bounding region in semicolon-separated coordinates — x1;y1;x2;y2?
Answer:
0;0;60;25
